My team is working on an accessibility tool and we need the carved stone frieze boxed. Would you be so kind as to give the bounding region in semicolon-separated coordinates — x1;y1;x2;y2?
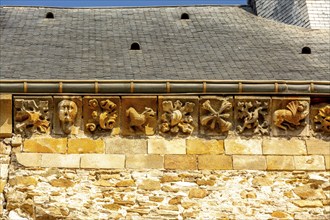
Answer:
310;99;330;136
121;96;157;136
272;97;310;136
159;96;198;136
14;97;53;137
314;105;330;133
54;96;82;135
160;100;195;134
235;96;271;135
200;97;233;136
83;96;120;135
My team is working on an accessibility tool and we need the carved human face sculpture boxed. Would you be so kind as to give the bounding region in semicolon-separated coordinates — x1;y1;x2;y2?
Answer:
58;100;78;134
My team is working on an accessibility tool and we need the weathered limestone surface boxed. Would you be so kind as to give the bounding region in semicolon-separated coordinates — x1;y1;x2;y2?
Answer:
3;166;330;220
233;155;267;170
187;139;224;154
68;138;104;154
148;138;186;154
306;139;330;155
266;156;294;170
41;154;80;168
80;154;125;168
225;138;262;154
164;155;197;170
126;154;164;169
198;155;232;170
294;155;326;170
105;138;147;154
0;94;12;138
263;138;307;155
23;138;67;153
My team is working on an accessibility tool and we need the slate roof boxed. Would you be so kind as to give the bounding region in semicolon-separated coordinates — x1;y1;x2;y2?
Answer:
0;6;329;80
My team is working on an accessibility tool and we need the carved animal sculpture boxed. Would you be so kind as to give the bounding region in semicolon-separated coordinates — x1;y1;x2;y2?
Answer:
238;106;263;133
126;107;155;131
273;101;309;130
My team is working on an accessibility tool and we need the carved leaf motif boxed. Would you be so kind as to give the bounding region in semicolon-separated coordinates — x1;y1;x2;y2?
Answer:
162;101;174;113
89;99;98;109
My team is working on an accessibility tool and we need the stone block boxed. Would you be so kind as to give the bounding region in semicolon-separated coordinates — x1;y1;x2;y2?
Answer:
199;96;233;136
306;139;330;155
121;96;157;136
41;154;80;168
23;138;67;153
0;142;11;155
0;94;12;138
53;96;82;135
266;156;294;170
271;97;310;136
325;155;330;170
126;154;164;169
148;138;186;154
294;155;325;170
198;155;232;170
234;96;271;136
81;154;125;169
105;138;147;154
187;138;224;154
310;100;330;135
263;138;307;155
16;153;42;167
68;138;104;154
0;164;8;179
14;96;53;137
164;155;197;170
224;138;262;154
158;96;199;136
233;155;266;170
83;96;120;135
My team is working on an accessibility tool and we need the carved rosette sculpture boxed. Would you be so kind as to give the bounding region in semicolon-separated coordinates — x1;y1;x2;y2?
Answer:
160;100;195;135
236;100;269;135
58;100;78;135
126;107;156;132
313;105;330;133
200;99;232;133
273;101;309;131
14;99;51;136
85;99;118;132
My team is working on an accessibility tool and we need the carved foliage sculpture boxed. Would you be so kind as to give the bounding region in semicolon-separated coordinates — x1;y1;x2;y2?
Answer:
313;105;330;133
236;100;269;135
85;99;118;132
14;99;51;136
200;99;232;133
126;107;156;132
160;100;195;134
273;101;309;131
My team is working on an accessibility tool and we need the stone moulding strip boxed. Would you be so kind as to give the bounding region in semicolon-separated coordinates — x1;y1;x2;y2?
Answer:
0;80;329;95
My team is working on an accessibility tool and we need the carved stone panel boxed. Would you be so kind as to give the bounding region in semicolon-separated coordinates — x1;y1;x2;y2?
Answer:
200;96;233;136
83;96;120;135
234;96;271;136
310;98;330;136
121;96;157;136
159;96;199;136
54;96;82;135
14;96;53;137
271;97;310;136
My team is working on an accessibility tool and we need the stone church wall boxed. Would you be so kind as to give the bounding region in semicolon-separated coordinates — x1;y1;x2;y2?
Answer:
0;94;329;219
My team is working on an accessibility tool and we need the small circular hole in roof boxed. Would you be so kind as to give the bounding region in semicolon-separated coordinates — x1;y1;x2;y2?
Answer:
46;12;54;19
181;13;189;20
130;42;141;50
301;47;311;54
